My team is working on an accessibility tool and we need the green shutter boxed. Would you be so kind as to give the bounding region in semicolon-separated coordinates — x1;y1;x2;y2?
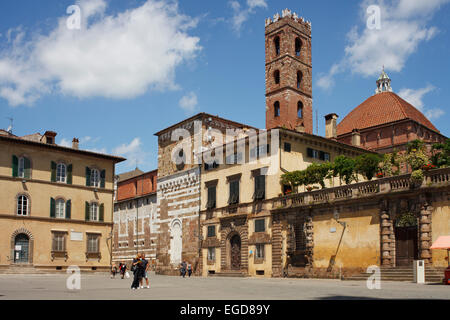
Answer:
100;170;106;188
51;161;57;182
12;155;18;177
85;167;91;186
67;164;73;185
85;202;90;221
50;198;56;218
66;200;71;219
99;203;104;222
24;157;31;179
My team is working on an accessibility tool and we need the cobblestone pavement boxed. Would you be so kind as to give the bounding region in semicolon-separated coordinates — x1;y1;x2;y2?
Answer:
0;273;448;300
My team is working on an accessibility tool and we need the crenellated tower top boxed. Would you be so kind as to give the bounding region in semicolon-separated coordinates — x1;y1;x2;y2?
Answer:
265;9;312;29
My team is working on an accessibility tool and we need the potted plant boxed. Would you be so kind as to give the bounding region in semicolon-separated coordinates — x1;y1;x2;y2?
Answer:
376;172;384;179
410;169;424;187
422;163;436;171
306;186;313;192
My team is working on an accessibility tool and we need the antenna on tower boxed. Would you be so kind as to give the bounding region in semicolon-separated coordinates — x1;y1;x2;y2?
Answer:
6;117;13;133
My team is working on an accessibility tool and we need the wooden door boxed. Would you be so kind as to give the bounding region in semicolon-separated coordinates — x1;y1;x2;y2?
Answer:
230;235;241;270
395;226;418;266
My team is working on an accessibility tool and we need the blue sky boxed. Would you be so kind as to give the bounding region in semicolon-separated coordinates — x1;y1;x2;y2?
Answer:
0;0;449;174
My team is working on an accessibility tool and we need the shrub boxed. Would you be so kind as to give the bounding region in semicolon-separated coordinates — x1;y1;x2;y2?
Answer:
355;154;382;180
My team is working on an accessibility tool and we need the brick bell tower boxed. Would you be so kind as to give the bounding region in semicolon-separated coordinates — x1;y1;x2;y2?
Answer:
265;9;313;133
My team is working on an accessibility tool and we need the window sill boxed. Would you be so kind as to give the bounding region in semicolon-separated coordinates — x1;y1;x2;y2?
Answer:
85;252;101;262
254;258;265;264
51;251;68;262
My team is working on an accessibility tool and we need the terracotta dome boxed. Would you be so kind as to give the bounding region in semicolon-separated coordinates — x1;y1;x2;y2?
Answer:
337;91;439;136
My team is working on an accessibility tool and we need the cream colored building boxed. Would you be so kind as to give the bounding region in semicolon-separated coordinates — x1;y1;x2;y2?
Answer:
0;130;124;273
198;128;371;277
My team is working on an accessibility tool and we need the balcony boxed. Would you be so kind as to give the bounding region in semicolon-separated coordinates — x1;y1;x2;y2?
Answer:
272;168;450;210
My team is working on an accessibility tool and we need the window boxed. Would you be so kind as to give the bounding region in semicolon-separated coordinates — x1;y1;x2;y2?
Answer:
274;36;280;56
207;186;216;209
17;195;29;216
18;157;25;178
56;163;66;183
91;169;100;187
254;174;265;200
297;101;303;118
12;155;30;179
90;203;99;221
87;234;100;253
207;225;216;237
207;247;215;261
274;101;280;117
307;148;330;161
255;244;265;259
204;161;219;171
52;232;66;252
295;37;302;56
297;71;302;89
255;219;265;232
55;199;65;219
225;152;243;164
284;142;291;152
228;180;239;205
274;70;280;84
250;144;270;159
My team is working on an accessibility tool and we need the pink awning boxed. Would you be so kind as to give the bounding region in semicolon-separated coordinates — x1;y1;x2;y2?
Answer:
430;236;450;250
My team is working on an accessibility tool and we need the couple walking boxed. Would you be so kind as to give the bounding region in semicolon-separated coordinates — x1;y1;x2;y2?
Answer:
180;260;192;278
131;253;150;290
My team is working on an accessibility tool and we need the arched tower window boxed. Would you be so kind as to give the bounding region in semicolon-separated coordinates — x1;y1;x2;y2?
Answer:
297;71;302;89
295;38;302;56
297;101;303;118
274;102;280;117
274;70;280;84
274;36;280;56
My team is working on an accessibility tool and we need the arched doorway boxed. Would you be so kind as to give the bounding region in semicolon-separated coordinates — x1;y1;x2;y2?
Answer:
394;212;418;266
14;234;29;264
170;219;182;265
230;234;241;270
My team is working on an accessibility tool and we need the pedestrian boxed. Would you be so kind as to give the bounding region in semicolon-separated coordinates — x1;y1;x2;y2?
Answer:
111;263;118;279
180;260;187;278
131;253;144;290
140;254;150;289
120;262;127;279
187;262;192;277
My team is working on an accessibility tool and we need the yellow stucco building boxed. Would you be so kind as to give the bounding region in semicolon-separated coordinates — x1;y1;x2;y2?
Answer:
0;130;125;273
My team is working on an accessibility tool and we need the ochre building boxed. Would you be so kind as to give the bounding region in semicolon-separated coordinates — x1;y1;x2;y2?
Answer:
0;130;124;273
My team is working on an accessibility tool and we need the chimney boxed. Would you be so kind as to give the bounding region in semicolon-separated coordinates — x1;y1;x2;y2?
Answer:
351;129;361;147
325;114;338;139
43;131;57;144
72;138;79;149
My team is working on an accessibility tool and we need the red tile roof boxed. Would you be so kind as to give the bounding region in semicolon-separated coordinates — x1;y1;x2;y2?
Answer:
337;92;439;136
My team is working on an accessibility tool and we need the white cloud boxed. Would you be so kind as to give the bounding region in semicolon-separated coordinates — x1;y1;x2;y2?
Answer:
229;0;267;34
317;0;449;90
112;137;148;169
179;92;198;113
59;138;72;147
398;85;445;120
0;0;201;106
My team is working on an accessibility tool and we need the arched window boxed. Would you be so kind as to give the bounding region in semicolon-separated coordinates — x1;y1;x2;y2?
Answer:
297;101;303;118
17;195;29;216
297;71;302;89
274;36;280;56
295;38;302;56
56;163;66;183
91;169;100;188
55;199;65;219
274;70;280;84
274;101;280;117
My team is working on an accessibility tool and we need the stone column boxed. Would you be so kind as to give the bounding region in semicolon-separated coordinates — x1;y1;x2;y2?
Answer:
419;203;433;265
305;213;314;268
380;208;394;267
271;213;283;277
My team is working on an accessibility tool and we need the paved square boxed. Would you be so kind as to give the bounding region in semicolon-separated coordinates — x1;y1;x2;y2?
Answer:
0;273;448;300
